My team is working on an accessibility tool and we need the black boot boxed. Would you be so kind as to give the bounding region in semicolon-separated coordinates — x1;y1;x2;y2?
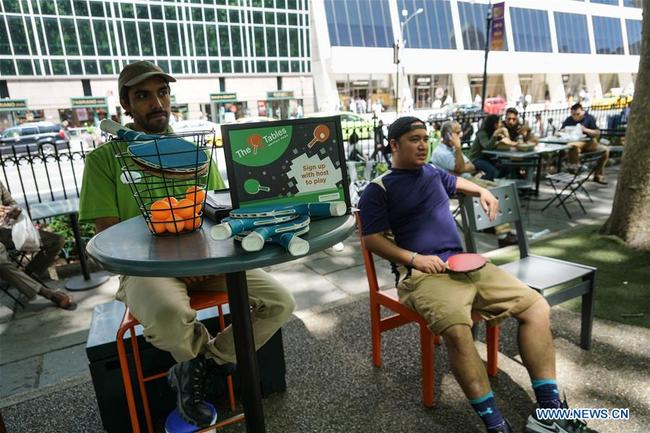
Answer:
167;355;215;427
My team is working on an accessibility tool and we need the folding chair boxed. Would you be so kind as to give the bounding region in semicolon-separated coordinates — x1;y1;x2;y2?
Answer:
460;183;597;350
356;214;499;407
541;150;605;219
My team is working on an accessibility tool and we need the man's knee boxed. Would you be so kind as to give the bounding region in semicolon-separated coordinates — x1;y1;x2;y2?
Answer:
516;297;550;324
247;270;296;320
441;324;474;349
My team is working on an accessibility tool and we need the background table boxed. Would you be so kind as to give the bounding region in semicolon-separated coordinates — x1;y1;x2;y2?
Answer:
86;214;355;433
29;198;109;291
539;136;590;145
482;143;569;194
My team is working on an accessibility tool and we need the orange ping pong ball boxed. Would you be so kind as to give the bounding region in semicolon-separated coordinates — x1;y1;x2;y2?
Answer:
150;199;172;220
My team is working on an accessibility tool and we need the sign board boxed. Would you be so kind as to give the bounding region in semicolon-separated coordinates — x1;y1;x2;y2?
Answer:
266;91;294;100
221;117;350;210
490;2;506;51
71;96;107;108
210;92;238;103
0;99;27;111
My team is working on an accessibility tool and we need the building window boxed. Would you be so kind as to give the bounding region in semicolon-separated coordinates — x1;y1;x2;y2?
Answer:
510;8;552;53
0;21;11;55
43;18;64;55
324;0;393;47
7;17;30;55
623;0;642;7
458;1;507;51
93;20;112;55
554;12;590;54
17;60;33;75
0;59;16;76
626;19;642;55
397;0;455;49
592;16;624;54
590;0;618;4
84;60;98;75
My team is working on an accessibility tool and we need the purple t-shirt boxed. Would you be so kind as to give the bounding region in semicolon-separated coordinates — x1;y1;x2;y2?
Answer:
358;164;463;261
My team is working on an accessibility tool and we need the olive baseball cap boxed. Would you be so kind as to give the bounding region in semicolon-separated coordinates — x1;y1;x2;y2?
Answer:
118;61;176;95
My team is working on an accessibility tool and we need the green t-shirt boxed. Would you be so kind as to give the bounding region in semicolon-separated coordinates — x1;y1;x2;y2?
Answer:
79;132;225;223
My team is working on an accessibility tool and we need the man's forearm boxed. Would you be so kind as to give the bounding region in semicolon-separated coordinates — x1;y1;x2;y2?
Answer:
363;233;413;266
453;147;466;173
456;176;486;197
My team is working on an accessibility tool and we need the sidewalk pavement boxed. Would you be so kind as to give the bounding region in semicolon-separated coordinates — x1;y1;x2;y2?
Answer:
2;164;642;427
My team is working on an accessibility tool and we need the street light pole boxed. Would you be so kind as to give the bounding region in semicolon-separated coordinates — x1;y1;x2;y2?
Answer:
480;1;493;112
394;8;423;113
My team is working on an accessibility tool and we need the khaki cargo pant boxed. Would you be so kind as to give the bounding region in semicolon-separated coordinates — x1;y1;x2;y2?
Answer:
567;139;609;178
117;269;295;364
397;263;542;334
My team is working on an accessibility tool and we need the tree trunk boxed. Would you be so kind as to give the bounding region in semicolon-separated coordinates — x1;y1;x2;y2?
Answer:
601;3;650;249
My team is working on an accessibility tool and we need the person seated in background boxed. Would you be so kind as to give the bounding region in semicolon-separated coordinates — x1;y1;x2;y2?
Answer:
467;115;508;181
532;113;545;138
0;181;74;309
560;103;609;185
432;121;517;248
504;107;538;144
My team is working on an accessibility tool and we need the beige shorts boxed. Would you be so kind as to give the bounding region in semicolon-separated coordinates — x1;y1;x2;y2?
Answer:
397;263;542;334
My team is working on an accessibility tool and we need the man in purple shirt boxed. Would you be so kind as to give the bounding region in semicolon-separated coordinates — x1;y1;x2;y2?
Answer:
358;116;599;433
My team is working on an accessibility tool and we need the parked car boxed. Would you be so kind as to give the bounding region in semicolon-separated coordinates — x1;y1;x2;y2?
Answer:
0;122;70;156
427;105;456;123
455;103;484;116
483;97;507;115
172;119;222;146
308;111;373;140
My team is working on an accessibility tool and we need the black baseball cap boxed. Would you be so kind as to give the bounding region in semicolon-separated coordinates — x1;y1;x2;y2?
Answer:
387;116;426;141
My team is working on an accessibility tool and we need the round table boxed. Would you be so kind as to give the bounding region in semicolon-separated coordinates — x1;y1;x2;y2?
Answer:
86;214;355;433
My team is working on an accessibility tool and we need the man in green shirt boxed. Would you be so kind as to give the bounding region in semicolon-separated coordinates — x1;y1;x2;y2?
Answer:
79;61;295;428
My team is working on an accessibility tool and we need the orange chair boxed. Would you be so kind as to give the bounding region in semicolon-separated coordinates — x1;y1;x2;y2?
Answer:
116;290;245;433
356;215;499;407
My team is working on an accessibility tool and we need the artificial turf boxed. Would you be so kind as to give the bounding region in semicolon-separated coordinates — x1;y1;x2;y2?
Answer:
488;224;650;328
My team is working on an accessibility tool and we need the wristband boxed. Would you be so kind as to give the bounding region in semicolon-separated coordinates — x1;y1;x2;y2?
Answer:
409;252;418;267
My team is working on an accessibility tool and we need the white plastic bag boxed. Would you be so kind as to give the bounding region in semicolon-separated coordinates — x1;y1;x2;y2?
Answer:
11;212;41;252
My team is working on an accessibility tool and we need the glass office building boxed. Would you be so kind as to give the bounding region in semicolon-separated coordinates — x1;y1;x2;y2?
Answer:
313;0;642;111
0;0;312;128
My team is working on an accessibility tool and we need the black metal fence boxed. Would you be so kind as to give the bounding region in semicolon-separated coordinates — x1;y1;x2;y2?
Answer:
1;102;631;210
0;142;100;218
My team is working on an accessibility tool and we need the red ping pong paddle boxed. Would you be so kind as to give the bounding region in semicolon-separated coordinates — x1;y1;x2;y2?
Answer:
446;253;487;273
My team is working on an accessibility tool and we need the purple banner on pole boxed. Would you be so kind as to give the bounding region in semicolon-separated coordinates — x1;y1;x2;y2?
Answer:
490;2;506;51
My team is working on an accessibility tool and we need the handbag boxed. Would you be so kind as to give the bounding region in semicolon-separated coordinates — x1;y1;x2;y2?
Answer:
11;211;41;252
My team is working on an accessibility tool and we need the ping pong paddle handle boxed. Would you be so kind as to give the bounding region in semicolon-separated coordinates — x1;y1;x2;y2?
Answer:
272;232;310;256
100;119;159;141
307;138;318;148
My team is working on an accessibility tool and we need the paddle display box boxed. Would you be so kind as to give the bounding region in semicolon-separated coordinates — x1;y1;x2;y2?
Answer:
221;116;351;210
85;301;287;433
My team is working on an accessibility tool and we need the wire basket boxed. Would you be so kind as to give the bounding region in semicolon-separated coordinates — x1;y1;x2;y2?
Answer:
114;130;218;236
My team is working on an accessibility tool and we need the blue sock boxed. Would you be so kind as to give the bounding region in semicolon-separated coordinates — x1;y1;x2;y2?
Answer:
532;379;562;408
470;391;505;430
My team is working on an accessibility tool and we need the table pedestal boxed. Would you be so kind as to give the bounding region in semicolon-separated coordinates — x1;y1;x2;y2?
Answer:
226;271;265;433
64;213;109;291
